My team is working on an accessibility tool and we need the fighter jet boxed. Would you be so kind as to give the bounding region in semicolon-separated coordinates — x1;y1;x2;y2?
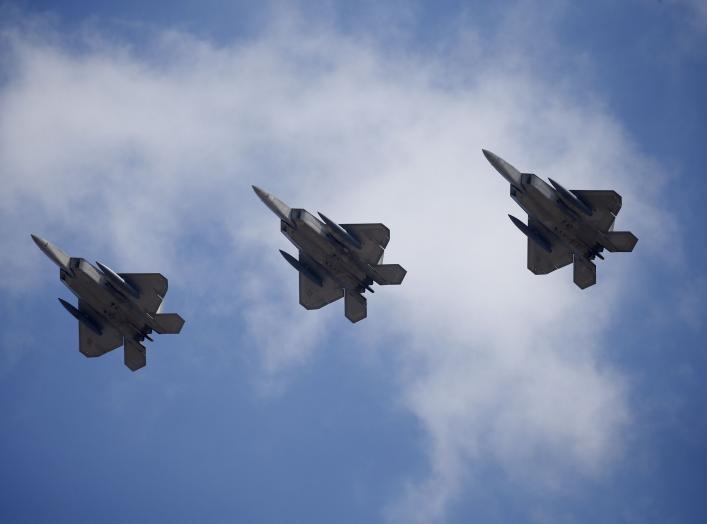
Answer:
482;149;638;289
31;234;185;371
253;186;407;322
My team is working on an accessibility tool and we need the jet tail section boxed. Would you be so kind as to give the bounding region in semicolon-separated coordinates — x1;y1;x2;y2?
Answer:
124;338;146;372
601;231;638;252
345;290;367;323
370;264;407;285
153;313;185;334
573;257;597;289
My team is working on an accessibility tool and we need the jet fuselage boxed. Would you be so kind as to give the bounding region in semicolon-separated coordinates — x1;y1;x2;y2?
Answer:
60;258;154;340
281;209;371;291
510;173;604;260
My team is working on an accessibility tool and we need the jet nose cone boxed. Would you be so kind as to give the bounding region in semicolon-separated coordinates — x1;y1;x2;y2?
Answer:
31;233;47;249
481;149;523;187
31;233;72;271
482;149;501;166
252;185;295;227
252;185;269;202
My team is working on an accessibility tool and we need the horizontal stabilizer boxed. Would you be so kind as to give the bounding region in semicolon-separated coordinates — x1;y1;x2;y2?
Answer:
345;290;367;323
602;231;638;252
124;338;146;372
573;257;596;289
370;264;407;285
153;313;185;334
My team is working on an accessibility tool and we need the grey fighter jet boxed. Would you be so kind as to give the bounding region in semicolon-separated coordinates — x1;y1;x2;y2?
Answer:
253;186;407;322
32;234;185;371
482;150;638;289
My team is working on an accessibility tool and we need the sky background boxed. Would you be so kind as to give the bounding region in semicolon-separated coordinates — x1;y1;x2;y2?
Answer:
0;1;706;522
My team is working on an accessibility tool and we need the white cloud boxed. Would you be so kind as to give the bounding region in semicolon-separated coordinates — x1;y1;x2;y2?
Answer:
0;7;679;522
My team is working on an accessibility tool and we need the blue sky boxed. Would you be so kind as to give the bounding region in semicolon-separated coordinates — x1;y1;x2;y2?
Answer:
1;1;706;522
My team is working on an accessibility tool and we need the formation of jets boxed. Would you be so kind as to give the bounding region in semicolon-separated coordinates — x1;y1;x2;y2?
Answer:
33;150;637;371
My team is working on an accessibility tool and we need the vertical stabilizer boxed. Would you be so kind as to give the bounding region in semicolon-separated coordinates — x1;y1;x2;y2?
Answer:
344;290;367;323
124;338;146;371
573;257;596;289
